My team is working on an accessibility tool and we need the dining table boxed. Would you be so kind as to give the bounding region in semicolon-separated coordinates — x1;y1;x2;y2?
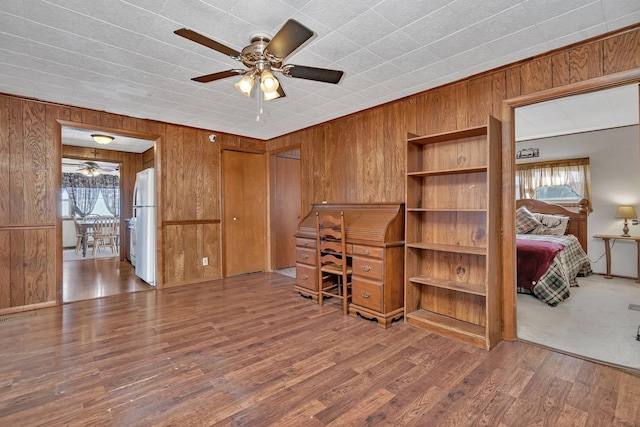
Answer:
76;219;96;258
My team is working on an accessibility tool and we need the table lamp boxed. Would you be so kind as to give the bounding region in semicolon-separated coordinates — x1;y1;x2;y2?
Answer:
616;205;637;237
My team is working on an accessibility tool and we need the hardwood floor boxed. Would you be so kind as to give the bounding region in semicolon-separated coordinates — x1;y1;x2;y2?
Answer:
1;272;639;426
63;257;154;303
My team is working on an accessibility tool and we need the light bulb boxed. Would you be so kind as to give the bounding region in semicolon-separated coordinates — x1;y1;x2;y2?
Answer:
260;70;279;93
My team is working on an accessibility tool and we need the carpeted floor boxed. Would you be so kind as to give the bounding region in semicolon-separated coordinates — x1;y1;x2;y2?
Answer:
517;274;640;371
275;267;296;278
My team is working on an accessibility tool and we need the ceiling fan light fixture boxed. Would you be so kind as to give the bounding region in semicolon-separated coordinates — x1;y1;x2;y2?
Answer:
234;74;255;96
81;168;99;177
91;134;114;145
263;90;281;101
260;70;279;93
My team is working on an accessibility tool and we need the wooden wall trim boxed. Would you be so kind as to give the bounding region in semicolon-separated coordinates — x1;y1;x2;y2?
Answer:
505;68;640;107
0;300;56;316
57;119;159;141
220;145;266;154
0;224;55;230
162;219;221;226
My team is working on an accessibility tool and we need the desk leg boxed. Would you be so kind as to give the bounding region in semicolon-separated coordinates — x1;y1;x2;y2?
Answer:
603;238;612;279
636;240;640;284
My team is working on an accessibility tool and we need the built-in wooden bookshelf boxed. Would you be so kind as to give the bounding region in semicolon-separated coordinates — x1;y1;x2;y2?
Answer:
404;116;502;350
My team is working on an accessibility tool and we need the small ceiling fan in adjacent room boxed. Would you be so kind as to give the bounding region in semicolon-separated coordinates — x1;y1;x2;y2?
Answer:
174;19;344;101
63;160;116;177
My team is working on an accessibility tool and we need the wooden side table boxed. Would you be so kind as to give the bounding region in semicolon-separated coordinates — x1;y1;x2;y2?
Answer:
593;234;640;283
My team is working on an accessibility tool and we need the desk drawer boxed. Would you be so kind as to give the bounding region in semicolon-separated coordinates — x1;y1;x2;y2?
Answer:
351;244;383;259
296;264;317;291
352;256;383;281
296;238;316;249
296;247;316;266
352;277;383;312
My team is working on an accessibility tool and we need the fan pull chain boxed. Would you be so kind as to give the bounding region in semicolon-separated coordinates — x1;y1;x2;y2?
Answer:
256;79;263;121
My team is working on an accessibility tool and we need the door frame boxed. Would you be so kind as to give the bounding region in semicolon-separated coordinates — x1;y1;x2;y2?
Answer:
56;120;160;304
500;68;640;340
61;155;123;259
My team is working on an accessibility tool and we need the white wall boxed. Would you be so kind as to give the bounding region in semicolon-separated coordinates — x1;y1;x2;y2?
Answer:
63;219;76;248
516;125;640;278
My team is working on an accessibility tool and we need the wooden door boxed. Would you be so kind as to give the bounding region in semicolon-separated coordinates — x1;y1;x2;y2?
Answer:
223;150;267;276
273;155;301;269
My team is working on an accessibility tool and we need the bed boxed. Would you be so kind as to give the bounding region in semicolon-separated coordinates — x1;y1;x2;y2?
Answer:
515;199;592;306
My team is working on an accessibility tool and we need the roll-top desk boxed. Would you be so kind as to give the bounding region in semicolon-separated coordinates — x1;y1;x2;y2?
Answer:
294;203;405;328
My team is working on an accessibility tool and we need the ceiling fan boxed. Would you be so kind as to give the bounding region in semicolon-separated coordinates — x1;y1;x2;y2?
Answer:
64;161;116;177
174;19;344;101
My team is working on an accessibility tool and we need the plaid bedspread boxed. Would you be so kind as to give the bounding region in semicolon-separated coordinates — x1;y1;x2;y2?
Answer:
516;234;592;306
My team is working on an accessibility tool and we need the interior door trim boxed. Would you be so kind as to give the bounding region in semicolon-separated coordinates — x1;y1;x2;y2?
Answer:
500;68;640;341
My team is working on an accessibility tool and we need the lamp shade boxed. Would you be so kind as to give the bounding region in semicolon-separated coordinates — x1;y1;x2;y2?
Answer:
616;205;637;219
263;89;281;101
91;134;114;145
234;74;255;96
260;70;279;94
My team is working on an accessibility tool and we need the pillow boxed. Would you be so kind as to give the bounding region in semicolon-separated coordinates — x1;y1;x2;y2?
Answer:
530;213;570;236
515;206;541;234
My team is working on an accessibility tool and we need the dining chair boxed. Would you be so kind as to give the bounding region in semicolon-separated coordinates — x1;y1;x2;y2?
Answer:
92;216;119;255
316;211;352;315
72;217;86;254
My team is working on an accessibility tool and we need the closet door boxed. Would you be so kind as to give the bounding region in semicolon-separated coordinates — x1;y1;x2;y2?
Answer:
222;150;267;276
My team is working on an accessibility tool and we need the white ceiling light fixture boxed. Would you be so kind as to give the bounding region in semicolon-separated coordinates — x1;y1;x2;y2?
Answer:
234;72;256;97
263;89;281;101
91;134;114;145
260;69;279;94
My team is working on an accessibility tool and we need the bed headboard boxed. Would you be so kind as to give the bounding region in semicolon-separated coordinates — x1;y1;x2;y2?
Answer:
515;198;588;252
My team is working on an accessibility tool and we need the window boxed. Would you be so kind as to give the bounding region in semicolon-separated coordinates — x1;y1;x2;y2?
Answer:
515;157;592;211
62;188;116;218
61;188;72;218
533;185;581;202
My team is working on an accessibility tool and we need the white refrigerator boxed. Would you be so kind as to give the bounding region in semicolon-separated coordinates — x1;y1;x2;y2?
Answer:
133;167;156;285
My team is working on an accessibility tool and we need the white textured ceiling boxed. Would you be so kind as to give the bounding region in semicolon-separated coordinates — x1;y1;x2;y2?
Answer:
516;83;639;141
62;126;155;153
1;1;639;141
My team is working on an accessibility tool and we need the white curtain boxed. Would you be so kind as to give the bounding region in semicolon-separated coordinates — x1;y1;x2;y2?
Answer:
515;158;592;211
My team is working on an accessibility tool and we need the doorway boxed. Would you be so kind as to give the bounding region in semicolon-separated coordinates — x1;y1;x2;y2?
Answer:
60;126;156;303
270;147;301;270
509;82;640;370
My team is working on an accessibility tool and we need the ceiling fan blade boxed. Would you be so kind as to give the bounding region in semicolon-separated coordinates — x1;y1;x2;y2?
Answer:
277;85;286;98
174;28;242;59
265;19;314;60
283;65;344;84
192;69;245;83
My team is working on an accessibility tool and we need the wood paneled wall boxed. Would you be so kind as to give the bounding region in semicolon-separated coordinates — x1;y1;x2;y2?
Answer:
1;25;638;315
142;147;154;170
268;26;640;214
268;24;640;340
0;95;264;313
0;97;57;312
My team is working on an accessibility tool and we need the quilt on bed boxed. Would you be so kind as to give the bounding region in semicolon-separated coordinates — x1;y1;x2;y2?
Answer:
516;234;592;306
